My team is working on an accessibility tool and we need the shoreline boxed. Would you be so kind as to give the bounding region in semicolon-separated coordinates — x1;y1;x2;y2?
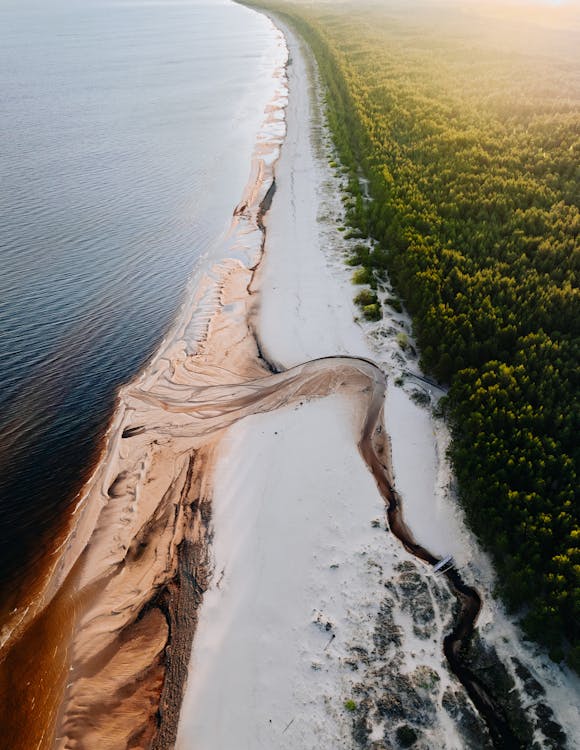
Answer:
1;3;578;749
0;10;290;748
51;25;291;747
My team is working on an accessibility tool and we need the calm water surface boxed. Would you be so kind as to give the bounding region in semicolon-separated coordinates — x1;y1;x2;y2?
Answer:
0;0;278;588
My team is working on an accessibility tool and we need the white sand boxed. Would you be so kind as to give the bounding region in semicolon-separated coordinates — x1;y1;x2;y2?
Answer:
255;36;372;369
176;9;580;750
177;396;389;749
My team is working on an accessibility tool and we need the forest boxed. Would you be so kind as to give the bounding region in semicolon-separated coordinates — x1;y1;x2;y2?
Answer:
245;0;580;671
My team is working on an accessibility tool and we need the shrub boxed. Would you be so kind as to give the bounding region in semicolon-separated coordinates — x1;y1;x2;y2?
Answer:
386;296;403;313
363;303;381;321
354;289;377;307
344;699;357;712
396;332;409;350
352;243;371;263
352;267;372;284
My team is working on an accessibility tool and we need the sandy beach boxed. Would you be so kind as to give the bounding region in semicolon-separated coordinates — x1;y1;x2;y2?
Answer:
1;3;579;749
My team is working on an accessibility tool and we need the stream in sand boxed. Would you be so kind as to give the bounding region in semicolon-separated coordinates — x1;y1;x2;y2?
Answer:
1;3;579;749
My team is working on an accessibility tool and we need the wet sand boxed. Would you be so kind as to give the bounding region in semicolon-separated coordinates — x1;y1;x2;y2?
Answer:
0;18;289;749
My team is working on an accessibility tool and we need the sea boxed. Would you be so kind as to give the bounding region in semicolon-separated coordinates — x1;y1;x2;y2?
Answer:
0;0;279;595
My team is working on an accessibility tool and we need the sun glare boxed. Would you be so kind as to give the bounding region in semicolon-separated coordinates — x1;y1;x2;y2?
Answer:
457;0;580;30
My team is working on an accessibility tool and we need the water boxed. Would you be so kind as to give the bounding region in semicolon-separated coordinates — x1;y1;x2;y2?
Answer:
0;0;279;592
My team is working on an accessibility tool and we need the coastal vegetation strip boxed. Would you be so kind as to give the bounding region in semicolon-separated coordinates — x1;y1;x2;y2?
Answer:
244;0;580;672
